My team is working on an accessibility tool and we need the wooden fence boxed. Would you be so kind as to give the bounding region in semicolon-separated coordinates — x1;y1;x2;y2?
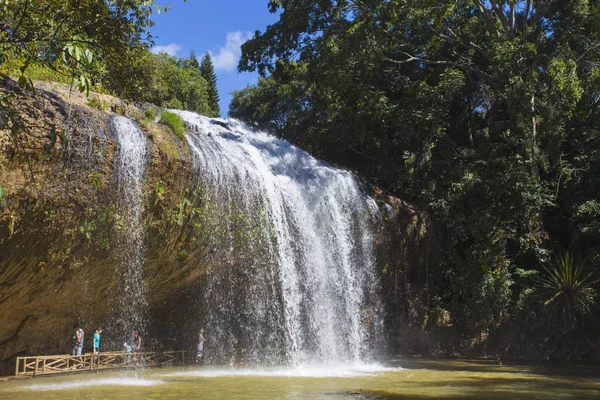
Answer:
15;350;187;377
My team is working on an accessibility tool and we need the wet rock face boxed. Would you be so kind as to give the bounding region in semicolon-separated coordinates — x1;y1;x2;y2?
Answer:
0;82;201;374
0;81;428;375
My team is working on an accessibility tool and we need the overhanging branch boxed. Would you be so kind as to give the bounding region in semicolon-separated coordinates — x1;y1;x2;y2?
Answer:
384;53;501;88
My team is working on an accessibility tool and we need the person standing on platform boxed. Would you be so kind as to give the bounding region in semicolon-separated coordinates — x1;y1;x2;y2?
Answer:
196;329;205;362
72;325;84;356
131;331;142;352
71;325;79;356
93;328;103;355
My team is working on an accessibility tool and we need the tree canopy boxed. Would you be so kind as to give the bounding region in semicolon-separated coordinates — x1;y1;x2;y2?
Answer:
140;52;212;115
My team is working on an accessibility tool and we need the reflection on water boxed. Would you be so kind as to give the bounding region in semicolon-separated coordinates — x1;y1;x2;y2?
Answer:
1;359;599;399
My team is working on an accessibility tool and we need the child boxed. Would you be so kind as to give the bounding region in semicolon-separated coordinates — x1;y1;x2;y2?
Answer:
123;342;132;354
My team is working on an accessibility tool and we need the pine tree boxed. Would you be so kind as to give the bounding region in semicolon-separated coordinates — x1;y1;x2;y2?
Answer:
188;49;200;70
200;52;220;117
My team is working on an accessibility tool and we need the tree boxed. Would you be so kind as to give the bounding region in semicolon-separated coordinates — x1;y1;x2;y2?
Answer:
200;52;220;117
188;50;200;70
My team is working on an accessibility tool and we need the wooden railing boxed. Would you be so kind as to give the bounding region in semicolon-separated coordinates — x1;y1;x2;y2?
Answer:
15;350;186;376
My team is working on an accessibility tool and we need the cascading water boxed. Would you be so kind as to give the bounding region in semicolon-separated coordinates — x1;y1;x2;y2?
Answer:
173;110;382;366
111;116;149;342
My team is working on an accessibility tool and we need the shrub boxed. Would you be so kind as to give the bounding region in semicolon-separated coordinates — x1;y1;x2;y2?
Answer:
145;108;156;120
160;110;186;140
165;98;183;110
539;253;599;328
87;96;107;110
130;110;144;122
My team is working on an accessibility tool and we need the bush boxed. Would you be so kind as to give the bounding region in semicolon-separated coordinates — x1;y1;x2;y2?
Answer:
86;97;107;110
539;253;599;328
145;108;156;120
160;110;186;140
165;98;183;110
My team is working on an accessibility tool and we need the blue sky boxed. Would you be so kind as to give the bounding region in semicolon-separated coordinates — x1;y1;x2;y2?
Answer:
149;0;279;117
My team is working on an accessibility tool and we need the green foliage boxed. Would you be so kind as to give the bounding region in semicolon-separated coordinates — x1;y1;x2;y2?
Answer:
134;52;212;116
78;207;115;250
91;173;103;190
177;248;188;261
200;52;220;117
153;181;165;205
188;50;200;70
539;253;599;328
145;108;156;121
86;97;108;111
160;110;186;140
165;98;183;110
0;186;4;201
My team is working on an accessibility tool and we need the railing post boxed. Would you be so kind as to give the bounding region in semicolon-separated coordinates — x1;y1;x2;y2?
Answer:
34;357;39;377
91;354;94;371
15;357;20;376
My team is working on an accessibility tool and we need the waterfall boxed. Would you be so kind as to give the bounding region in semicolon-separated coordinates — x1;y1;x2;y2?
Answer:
112;116;149;343
174;110;382;366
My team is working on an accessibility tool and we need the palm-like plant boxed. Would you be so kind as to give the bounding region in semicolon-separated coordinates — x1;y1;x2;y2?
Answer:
539;253;599;328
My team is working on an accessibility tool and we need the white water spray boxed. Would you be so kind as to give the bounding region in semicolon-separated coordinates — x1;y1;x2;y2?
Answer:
112;116;149;339
174;111;382;366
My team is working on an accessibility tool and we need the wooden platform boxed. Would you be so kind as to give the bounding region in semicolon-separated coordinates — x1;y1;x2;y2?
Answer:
15;350;186;376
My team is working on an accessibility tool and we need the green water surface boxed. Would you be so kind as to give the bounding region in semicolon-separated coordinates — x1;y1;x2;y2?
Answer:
1;359;599;399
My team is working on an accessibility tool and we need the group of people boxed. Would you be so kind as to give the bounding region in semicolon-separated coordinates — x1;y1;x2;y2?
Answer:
123;331;142;354
71;324;205;361
71;326;142;356
72;325;104;356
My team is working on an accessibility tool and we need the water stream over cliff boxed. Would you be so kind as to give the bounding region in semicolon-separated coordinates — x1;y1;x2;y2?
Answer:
174;111;382;366
112;116;149;343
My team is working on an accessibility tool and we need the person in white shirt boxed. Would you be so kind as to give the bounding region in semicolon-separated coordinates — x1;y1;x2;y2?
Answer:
196;329;205;362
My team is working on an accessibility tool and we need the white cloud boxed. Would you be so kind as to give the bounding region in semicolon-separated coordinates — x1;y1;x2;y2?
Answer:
210;31;253;72
150;43;181;56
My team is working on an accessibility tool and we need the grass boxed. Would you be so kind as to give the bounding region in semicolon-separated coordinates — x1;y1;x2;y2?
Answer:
145;108;156;120
159;110;186;141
